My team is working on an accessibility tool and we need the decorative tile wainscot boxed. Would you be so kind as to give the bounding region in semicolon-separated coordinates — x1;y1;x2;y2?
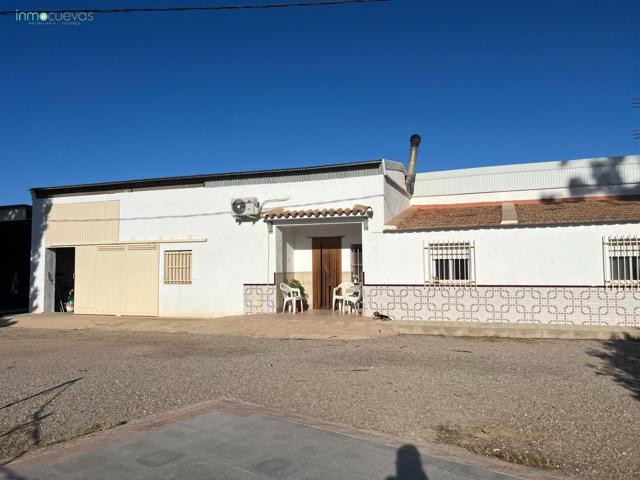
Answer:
363;285;640;326
243;284;277;315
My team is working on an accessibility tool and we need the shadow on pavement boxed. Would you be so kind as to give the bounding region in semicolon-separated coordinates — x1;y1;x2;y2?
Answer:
0;319;17;328
0;378;83;480
387;444;429;480
589;334;640;401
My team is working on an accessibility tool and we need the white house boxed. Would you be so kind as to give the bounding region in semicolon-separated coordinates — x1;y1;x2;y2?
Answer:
29;136;640;325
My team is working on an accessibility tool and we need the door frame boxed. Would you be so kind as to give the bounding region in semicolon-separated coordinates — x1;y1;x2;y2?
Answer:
312;237;342;309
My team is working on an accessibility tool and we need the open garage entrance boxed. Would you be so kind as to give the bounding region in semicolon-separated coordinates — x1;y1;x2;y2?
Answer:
45;247;75;312
42;247;75;312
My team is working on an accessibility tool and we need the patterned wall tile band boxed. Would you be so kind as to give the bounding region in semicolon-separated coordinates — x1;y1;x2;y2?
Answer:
243;284;277;315
363;286;640;326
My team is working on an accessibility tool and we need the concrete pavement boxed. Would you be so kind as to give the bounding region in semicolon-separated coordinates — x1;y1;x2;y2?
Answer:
391;320;640;340
5;311;639;340
3;311;397;340
2;400;562;480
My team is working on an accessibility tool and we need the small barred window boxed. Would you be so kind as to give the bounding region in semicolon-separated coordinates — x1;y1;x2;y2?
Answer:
164;250;192;284
350;244;363;284
604;236;639;288
424;241;475;286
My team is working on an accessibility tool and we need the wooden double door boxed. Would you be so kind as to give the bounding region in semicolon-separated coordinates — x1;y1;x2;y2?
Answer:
312;237;342;309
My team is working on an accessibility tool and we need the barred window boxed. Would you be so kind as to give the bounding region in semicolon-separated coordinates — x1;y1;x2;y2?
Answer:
164;250;192;284
424;241;475;286
350;244;363;284
604;236;639;288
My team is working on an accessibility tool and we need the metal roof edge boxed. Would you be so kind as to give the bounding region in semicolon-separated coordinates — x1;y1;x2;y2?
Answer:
415;154;640;180
381;159;406;173
0;203;32;210
31;159;384;198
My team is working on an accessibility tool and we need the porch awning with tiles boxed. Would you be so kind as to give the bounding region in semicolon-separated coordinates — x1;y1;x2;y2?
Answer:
262;204;373;220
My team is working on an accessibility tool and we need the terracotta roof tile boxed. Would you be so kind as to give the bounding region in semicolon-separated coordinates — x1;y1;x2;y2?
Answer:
263;204;373;220
515;197;640;226
388;204;501;230
387;197;640;231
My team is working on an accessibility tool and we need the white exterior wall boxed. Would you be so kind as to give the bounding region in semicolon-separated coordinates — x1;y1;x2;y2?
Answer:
29;201;44;313
366;223;640;286
366;155;640;325
31;173;387;317
383;178;411;223
356;176;411;285
28;153;640;321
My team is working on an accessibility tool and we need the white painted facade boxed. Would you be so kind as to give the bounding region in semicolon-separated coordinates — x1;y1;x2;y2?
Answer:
365;223;640;286
30;164;402;317
29;154;640;323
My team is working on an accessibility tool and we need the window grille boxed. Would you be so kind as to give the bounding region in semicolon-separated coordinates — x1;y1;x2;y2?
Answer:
603;236;639;289
424;241;475;286
350;244;363;284
164;250;192;284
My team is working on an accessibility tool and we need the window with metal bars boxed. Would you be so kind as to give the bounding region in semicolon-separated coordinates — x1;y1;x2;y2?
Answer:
164;250;192;284
603;236;640;288
350;244;363;284
424;241;475;286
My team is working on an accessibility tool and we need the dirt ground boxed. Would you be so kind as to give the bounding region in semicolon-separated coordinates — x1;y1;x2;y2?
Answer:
1;328;638;479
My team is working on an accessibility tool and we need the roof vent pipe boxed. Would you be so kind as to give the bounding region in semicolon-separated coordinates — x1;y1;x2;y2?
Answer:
405;133;421;195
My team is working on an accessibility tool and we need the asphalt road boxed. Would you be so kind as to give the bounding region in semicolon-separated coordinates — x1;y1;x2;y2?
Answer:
1;328;638;479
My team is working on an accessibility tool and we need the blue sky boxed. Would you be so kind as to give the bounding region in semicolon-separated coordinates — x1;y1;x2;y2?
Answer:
2;0;639;204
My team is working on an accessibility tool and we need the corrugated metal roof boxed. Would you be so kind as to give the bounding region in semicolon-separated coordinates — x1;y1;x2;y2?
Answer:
32;160;385;198
205;162;383;187
414;155;640;197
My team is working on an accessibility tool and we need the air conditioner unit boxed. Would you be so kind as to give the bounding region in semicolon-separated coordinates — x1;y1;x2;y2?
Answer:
231;197;260;218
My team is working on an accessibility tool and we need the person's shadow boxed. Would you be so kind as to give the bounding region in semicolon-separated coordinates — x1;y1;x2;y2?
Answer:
386;444;429;480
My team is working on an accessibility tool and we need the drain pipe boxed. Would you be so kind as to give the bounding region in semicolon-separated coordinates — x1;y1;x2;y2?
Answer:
405;133;421;195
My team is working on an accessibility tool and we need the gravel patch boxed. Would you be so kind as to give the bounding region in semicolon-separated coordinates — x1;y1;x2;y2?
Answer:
1;329;638;479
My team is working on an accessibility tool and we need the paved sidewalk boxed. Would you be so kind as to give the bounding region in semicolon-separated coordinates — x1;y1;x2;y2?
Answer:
3;401;561;480
392;320;640;340
7;312;638;341
4;312;396;340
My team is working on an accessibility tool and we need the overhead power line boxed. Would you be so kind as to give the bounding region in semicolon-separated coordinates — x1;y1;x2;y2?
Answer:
0;0;389;16
634;99;639;141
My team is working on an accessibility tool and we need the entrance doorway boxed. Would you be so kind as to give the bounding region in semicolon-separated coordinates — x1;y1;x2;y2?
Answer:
43;247;75;312
312;237;342;309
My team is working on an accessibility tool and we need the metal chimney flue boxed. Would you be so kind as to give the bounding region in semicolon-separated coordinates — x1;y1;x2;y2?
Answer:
405;133;421;195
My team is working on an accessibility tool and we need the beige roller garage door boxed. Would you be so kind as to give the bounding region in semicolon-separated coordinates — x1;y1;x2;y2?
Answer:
75;243;158;316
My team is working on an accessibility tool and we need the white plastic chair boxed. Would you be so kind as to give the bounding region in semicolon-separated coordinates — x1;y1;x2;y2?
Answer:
332;281;354;311
280;282;303;314
343;286;362;314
